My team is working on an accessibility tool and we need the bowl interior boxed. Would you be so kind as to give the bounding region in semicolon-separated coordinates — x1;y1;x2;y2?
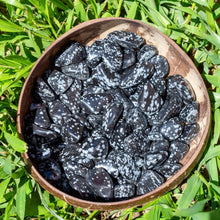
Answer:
17;17;210;210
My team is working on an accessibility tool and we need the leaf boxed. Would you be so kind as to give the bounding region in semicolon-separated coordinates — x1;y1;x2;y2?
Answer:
89;0;99;18
65;9;76;32
207;52;220;65
0;177;11;202
27;31;42;57
19;22;54;41
74;0;87;22
36;184;65;220
207;157;219;183
206;8;216;31
138;0;171;27
0;0;24;9
11;167;24;179
4;132;27;153
0;63;34;96
3;156;12;176
101;12;113;17
201;74;220;87
25;178;34;195
192;208;220;220
195;50;208;63
210;182;220;195
141;206;161;220
177;174;202;209
213;109;220;145
115;0;123;17
50;0;69;10
212;92;220;108
16;178;27;220
0;19;23;32
192;0;210;8
0;167;9;179
127;1;138;19
174;198;210;217
183;24;220;48
25;189;47;216
4;197;14;220
198;145;220;171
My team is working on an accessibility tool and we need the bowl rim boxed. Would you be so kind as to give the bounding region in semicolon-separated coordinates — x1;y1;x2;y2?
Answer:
17;17;211;210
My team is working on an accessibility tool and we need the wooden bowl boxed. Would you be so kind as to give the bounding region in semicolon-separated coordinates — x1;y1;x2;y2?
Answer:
17;17;211;210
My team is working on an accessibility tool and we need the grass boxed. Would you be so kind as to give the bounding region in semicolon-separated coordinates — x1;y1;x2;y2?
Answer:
0;0;220;219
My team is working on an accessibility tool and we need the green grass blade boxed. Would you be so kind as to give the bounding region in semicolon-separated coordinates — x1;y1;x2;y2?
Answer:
27;32;42;57
16;178;27;220
74;0;88;22
177;174;202;209
101;11;113;17
19;22;54;41
0;177;11;202
174;198;210;217
4;197;14;220
212;92;220;108
0;19;23;32
138;0;171;27
182;24;220;48
192;208;220;220
115;0;123;17
36;184;65;220
65;9;76;32
89;0;99;18
191;0;210;8
213;109;220;145
207;158;219;183
4;132;27;153
142;205;161;220
87;210;101;220
126;1;138;19
201;74;220;87
3;156;12;176
198;145;220;171
0;0;24;9
206;9;216;31
49;0;69;10
28;0;47;18
45;1;58;38
210;182;220;195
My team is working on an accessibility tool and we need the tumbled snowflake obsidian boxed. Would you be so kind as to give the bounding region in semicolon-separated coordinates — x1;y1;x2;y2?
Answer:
24;30;200;202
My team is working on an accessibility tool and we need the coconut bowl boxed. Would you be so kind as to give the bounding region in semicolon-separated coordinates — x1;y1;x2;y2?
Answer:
17;17;211;210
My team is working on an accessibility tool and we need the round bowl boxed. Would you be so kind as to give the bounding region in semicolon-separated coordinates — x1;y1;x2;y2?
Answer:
17;17;211;210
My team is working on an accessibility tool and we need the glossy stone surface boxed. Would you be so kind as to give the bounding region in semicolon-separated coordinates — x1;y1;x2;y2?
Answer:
136;170;164;195
47;70;73;95
167;75;195;103
179;101;199;123
34;106;51;129
160;117;183;141
103;40;123;71
107;30;145;49
138;82;163;115
80;93;113;114
81;136;109;159
86;39;104;68
150;55;169;78
138;44;158;62
55;42;86;67
114;184;135;199
86;168;113;199
61;61;90;80
24;30;200;203
35;78;55;103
